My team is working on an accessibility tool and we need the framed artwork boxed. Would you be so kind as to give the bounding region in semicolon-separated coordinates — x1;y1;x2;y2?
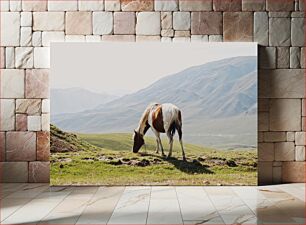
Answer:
50;42;257;185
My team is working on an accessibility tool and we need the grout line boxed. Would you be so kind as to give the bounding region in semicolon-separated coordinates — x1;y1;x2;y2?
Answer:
202;187;227;225
174;186;185;225
37;186;75;223
75;186;100;224
105;186;126;225
145;186;152;225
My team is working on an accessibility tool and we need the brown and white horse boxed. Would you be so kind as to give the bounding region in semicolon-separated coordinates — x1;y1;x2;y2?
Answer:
133;103;186;161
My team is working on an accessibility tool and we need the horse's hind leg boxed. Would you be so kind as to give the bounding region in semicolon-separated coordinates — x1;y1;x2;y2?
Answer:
155;139;159;153
167;132;173;159
176;125;186;161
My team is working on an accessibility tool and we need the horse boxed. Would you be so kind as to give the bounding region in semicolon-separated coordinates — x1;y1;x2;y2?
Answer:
132;103;186;161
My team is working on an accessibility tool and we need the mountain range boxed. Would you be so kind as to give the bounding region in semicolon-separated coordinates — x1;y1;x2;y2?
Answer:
51;56;257;149
51;87;118;115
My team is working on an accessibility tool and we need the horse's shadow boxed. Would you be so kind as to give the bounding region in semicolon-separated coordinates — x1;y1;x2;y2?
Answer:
140;152;214;175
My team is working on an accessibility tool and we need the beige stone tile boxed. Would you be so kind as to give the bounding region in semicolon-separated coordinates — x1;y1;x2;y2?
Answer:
114;12;135;35
0;99;15;131
136;12;160;36
16;99;41;115
269;18;291;46
173;12;190;31
48;0;78;11
274;142;295;161
242;0;265;11
121;0;153;11
161;12;172;29
213;0;241;11
259;69;304;98
270;99;301;131
155;0;178;11
34;47;50;68
20;27;32;46
0;0;9;11
27;115;41;131
42;32;65;47
1;69;24;98
21;12;32;26
179;0;212;11
41;113;50;131
42;99;50;113
286;131;295;142
295;146;305;161
264;132;286;142
295;132;305;145
66;12;92;35
93;12;113;35
22;0;47;11
223;12;253;42
1;12;20;46
282;162;306;183
33;12;65;31
29;161;50;182
0;162;29;183
105;0;120;11
6;131;36;161
15;47;33;68
32;31;42;46
78;0;104;11
276;47;290;68
25;69;49;98
37;131;50;161
16;114;27;131
266;0;294;11
258;143;274;162
259;46;276;69
191;12;222;35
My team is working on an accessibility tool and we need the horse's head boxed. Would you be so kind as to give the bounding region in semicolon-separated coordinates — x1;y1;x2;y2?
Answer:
132;130;144;153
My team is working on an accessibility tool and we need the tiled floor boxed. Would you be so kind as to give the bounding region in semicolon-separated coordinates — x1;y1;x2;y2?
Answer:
0;183;305;224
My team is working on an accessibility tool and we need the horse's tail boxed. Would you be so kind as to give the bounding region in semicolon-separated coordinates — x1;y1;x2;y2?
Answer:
170;122;176;136
169;109;182;137
176;110;183;140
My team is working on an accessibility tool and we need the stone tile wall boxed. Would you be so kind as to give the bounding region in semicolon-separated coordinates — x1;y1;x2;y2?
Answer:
0;0;305;184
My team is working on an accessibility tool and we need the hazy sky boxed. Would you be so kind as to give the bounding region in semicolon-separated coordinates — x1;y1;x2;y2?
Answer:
51;42;257;95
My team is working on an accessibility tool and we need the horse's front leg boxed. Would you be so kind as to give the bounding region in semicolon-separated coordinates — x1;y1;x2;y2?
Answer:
153;130;165;157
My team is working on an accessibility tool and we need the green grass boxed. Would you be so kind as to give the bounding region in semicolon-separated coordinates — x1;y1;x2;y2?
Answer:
50;131;257;186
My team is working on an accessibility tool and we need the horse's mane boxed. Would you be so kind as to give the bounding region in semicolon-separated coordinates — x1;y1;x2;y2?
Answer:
137;103;158;134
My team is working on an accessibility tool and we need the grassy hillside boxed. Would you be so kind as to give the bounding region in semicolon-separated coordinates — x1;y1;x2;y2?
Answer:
50;127;257;185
